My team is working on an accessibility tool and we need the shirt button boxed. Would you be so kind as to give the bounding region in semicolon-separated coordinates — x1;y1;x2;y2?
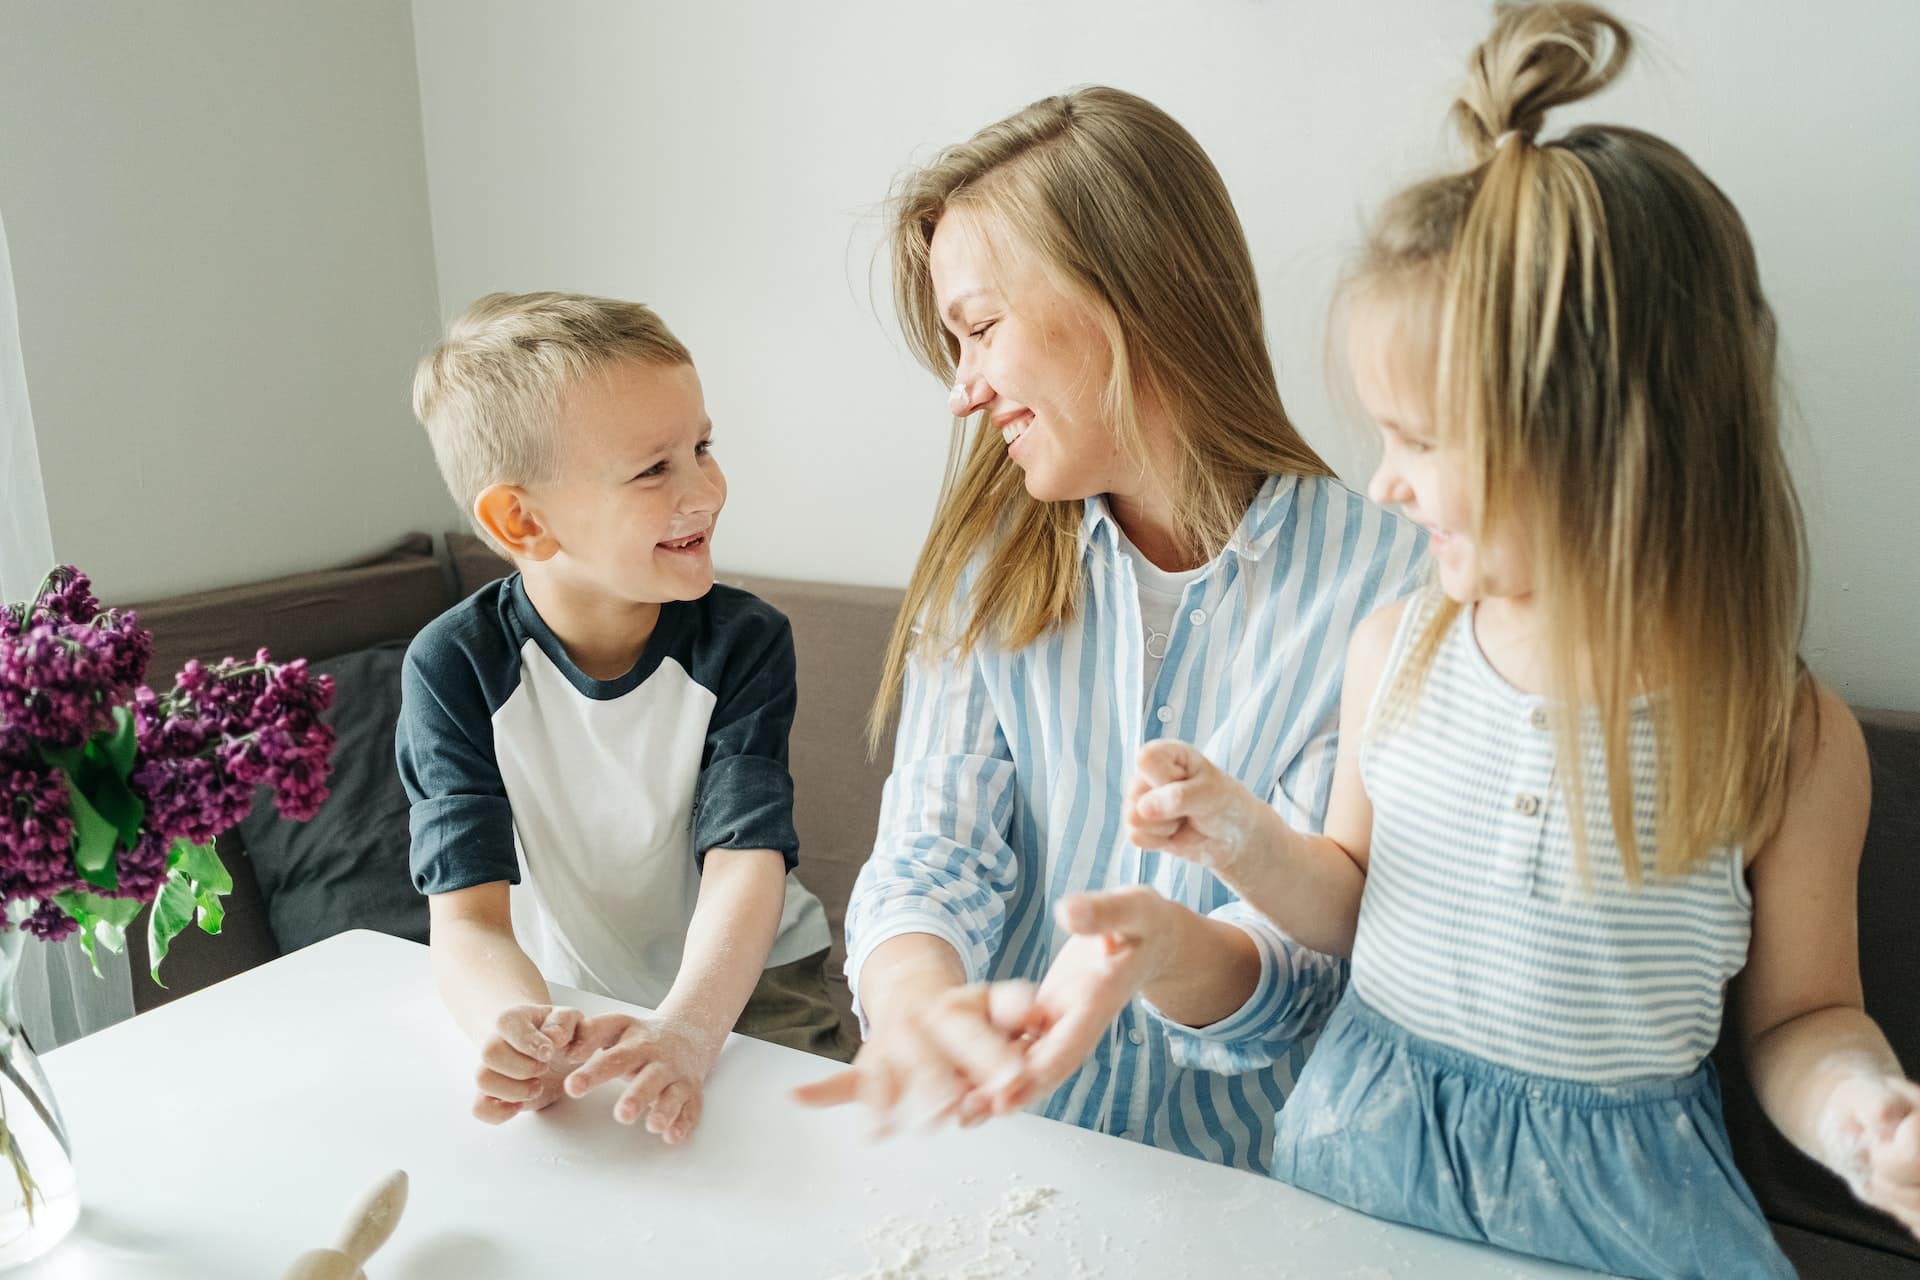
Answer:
1514;793;1541;817
1155;706;1173;724
1529;708;1549;730
1188;608;1207;626
1127;1028;1145;1046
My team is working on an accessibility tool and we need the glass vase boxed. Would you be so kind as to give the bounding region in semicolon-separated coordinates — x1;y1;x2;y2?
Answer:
0;925;78;1268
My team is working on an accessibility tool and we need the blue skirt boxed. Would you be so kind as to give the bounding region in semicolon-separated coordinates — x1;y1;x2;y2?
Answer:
1270;994;1794;1280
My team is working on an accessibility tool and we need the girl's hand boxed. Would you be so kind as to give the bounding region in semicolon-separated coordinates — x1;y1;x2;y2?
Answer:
1820;1073;1920;1236
1126;741;1272;878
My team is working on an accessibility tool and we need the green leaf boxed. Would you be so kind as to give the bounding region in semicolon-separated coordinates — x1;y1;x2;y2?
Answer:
37;745;83;774
85;768;144;852
52;891;139;979
100;705;137;778
145;872;196;985
51;889;141;932
193;889;224;936
177;840;232;896
62;779;118;881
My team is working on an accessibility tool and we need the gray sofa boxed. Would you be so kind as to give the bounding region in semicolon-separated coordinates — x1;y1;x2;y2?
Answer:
119;532;1919;1278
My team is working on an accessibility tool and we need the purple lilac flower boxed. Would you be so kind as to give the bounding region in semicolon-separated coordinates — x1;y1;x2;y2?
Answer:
0;762;82;926
89;609;152;692
0;622;114;751
20;900;77;942
131;754;256;847
30;567;100;627
110;831;171;904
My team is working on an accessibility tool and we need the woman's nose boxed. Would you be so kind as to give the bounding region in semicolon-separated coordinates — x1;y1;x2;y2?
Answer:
948;370;991;417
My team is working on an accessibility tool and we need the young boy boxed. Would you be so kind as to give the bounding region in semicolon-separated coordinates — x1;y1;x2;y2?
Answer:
399;291;849;1145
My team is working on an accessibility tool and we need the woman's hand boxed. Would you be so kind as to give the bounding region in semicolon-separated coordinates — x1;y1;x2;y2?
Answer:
1015;887;1180;1098
790;979;1041;1134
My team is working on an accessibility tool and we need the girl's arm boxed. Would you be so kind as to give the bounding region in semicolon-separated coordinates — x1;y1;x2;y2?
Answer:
1008;601;1406;1098
1124;598;1399;959
1741;680;1920;1237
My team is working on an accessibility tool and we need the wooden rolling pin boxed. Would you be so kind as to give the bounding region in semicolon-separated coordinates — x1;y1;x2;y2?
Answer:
282;1169;409;1280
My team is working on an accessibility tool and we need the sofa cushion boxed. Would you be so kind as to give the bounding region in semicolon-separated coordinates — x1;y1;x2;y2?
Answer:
1717;705;1920;1268
235;642;425;954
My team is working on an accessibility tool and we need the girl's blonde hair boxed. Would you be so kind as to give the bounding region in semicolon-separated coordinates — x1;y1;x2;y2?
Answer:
873;86;1333;747
1363;3;1806;879
413;291;691;555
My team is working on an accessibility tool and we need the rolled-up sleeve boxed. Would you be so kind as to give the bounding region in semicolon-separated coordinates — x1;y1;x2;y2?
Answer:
1142;901;1348;1075
397;637;518;896
844;642;1020;1030
693;615;800;869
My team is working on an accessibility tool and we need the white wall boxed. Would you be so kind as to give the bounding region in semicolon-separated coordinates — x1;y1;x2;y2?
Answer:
410;0;1919;711
0;0;459;603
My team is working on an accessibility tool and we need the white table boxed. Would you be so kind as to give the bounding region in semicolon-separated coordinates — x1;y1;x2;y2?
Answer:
28;931;1605;1278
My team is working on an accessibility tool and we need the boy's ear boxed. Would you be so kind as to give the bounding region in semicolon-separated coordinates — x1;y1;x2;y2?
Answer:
473;484;559;562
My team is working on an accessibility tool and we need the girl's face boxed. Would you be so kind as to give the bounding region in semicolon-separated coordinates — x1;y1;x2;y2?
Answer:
928;210;1137;506
1349;293;1533;604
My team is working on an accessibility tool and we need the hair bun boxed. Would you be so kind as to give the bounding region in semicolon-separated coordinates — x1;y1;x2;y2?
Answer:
1453;2;1633;162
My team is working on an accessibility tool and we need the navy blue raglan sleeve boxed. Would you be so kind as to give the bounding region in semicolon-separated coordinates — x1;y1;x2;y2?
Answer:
691;601;800;870
395;615;520;895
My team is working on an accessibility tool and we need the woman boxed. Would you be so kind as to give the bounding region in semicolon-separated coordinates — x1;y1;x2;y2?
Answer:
794;86;1425;1172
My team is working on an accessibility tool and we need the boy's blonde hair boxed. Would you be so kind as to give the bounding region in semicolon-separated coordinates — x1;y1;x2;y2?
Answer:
1361;3;1806;879
412;291;692;553
873;85;1333;748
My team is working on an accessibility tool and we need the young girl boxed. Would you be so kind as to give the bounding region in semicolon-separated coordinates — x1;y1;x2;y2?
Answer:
1012;4;1920;1276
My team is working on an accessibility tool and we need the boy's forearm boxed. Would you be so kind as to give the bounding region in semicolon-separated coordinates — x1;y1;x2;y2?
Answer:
430;911;552;1044
1749;1003;1905;1159
656;848;789;1057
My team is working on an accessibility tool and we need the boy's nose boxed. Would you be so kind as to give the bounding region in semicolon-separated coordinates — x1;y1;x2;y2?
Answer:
682;465;725;515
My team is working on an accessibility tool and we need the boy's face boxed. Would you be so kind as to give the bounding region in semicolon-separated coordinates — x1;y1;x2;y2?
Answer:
525;358;725;606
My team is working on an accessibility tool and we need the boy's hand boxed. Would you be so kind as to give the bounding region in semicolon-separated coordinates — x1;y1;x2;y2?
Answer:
563;1013;721;1144
472;1004;587;1124
1125;741;1272;878
1820;1074;1920;1236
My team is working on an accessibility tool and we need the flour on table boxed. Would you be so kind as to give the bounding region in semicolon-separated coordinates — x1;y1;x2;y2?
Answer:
837;1176;1093;1279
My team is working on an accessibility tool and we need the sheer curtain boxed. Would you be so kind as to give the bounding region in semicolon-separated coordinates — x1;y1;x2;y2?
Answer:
0;208;135;1047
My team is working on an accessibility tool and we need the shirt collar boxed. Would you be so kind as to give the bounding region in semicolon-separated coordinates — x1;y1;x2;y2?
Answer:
1080;474;1300;565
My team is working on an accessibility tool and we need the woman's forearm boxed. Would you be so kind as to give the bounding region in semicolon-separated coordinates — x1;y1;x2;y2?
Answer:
855;931;968;1030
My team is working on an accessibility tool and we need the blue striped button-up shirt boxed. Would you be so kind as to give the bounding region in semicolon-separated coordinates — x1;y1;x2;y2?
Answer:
845;473;1426;1172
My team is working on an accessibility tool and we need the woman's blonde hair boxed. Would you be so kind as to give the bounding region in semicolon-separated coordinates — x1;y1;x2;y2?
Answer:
873;85;1332;747
413;291;691;555
1362;3;1806;879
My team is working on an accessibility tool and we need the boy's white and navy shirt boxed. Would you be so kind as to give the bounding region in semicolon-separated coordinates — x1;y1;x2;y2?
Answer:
398;575;830;1010
845;474;1427;1173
